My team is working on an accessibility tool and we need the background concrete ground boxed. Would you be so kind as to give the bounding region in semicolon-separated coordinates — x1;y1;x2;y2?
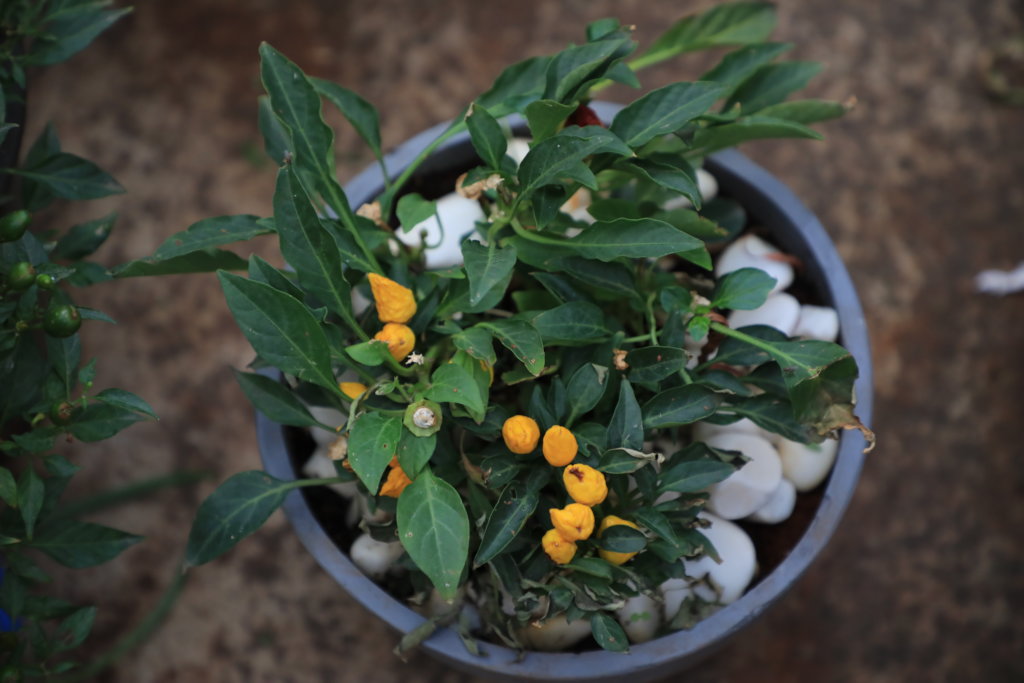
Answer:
25;0;1024;681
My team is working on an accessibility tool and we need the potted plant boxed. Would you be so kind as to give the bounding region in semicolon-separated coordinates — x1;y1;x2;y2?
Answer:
160;2;874;679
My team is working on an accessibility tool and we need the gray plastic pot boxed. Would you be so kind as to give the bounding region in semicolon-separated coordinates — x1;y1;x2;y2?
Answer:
257;102;873;682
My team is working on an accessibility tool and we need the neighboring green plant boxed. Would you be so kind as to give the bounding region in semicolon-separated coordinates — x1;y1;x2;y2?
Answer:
138;2;873;656
0;2;199;680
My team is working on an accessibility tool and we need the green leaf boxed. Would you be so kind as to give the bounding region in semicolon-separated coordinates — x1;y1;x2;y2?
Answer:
598;447;659;475
396;193;437;232
560;257;638;299
94;388;157;419
274;167;356;324
524;99;576;142
591;611;630;652
691;115;822;155
312;78;384;160
476;55;550;117
569;218;707;263
247;255;303;300
786;354;867;440
712;324;788;367
608;380;643;450
643;385;722;429
631;507;684;548
344;340;392;367
112;249;249;277
397;469;470;600
732;394;814;443
233;370;321;428
609;81;725;148
657;458;735;495
218;271;337;391
46;333;80;393
34;520;142;568
397;430;436;479
69;403;147;442
517;126;632;196
545;39;634;102
9;152;123;200
712;267;777;310
656;206;726;241
425;363;486;416
185;471;291;565
761;339;852;391
466;104;507;169
627;346;686;384
529;301;608;345
598;523;647;553
259;43;344;209
621;157;702;209
724;61;823;114
473;482;539;567
462;241;517;307
19;468;44;539
148;215;270;261
348;412;403;493
54;606;96;652
758;99;849;124
452;326;496;365
480;319;545;376
565;363;609;425
258;95;290;164
700;42;793;91
0;467;17;507
557;125;634;157
31;5;132;65
52;213;116;260
643;2;776;59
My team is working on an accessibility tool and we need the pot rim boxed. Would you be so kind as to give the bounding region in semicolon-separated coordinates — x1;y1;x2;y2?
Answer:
258;102;873;682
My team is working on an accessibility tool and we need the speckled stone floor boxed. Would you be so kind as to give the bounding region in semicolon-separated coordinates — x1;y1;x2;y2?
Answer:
24;0;1024;681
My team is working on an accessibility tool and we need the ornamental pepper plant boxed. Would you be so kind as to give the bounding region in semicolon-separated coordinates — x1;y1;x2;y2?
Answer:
171;2;874;655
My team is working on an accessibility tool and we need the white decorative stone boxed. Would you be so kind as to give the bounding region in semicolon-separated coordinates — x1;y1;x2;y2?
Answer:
616;593;661;644
693;417;777;445
778;437;840;492
394;192;485;269
683;512;757;605
715;234;794;294
793;304;840;342
519;614;593;652
661;168;720;210
507;137;532;165
302;450;358;498
659;578;692;622
747;477;797;524
726;292;801;336
349;533;405;579
703;433;783;520
308;406;346;446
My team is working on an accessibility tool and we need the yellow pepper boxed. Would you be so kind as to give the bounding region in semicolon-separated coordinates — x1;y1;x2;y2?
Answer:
562;463;608;506
542;425;577;467
502;415;540;454
339;381;367;400
541;528;577;565
379;462;412;498
598;515;640;565
549;503;594;542
367;273;417;324
374;323;415;361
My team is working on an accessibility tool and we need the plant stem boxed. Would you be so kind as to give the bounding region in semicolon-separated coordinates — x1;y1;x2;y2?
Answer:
380;119;467;215
323;181;382;275
645;292;659;345
709;321;775;354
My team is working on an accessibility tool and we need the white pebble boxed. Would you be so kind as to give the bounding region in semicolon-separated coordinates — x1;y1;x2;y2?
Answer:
793;304;840;342
703;433;783;520
302;450;359;498
747;477;797;524
778;437;840;492
726;292;801;336
308;405;346;446
693;418;778;445
683;512;757;605
394;192;485;269
715;235;794;293
659;578;691;622
616;594;661;644
349;533;405;579
519;614;593;652
507;137;532;166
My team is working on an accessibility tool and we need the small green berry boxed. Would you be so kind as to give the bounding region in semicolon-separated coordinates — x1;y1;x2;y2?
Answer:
0;209;30;243
50;400;74;425
43;304;81;337
7;261;35;290
35;273;56;290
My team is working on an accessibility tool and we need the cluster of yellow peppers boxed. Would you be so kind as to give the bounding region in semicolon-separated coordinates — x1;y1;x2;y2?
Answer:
363;275;641;562
502;415;639;567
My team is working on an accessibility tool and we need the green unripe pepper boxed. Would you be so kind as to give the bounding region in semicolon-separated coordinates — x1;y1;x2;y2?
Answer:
7;261;35;290
43;304;81;337
0;209;30;243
